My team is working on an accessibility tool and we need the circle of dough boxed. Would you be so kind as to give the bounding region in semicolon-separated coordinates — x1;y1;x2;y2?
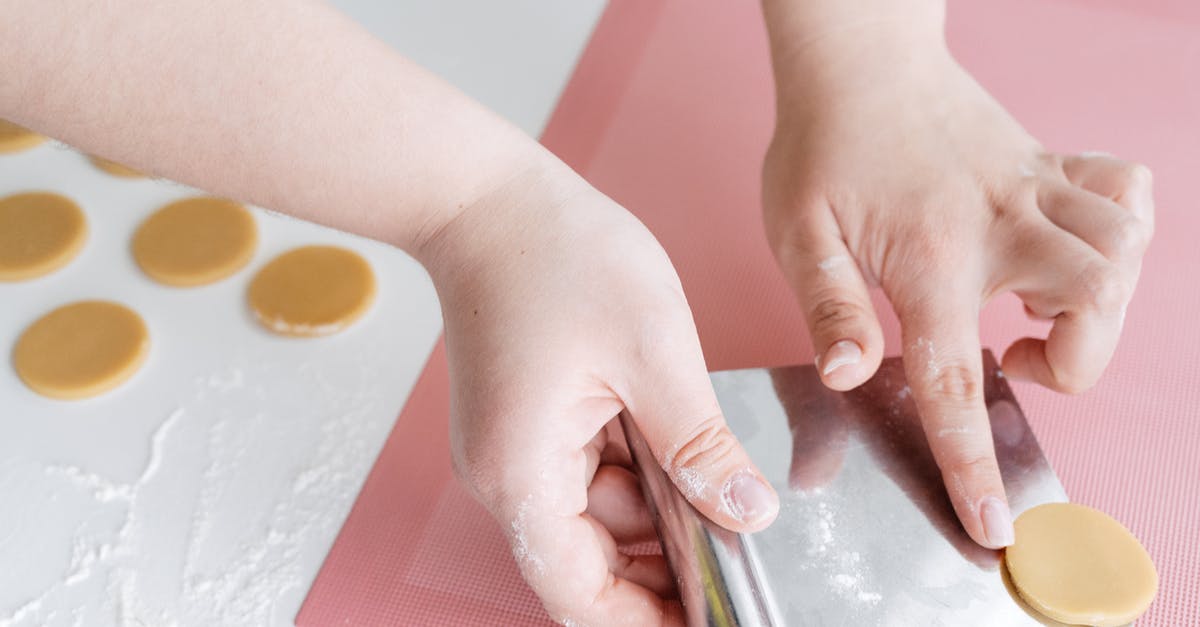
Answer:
14;301;150;400
89;155;144;178
0;119;44;153
248;245;376;337
132;197;257;286
0;192;88;281
1005;502;1157;627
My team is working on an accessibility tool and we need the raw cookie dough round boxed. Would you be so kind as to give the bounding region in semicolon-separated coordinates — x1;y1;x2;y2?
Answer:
1006;502;1157;627
248;245;375;337
89;155;144;178
0;192;88;281
0;119;44;153
132;197;257;286
14;301;150;400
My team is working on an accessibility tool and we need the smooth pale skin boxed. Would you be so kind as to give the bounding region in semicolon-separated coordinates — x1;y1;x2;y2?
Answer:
0;0;1153;623
248;245;375;337
1006;503;1157;627
89;155;144;178
0;192;87;281
132;197;257;286
14;301;150;400
0;118;43;153
761;0;1154;551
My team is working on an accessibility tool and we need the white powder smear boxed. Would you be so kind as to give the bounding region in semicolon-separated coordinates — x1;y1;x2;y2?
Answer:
817;254;851;274
950;472;976;514
2;349;400;627
1017;163;1037;178
509;496;545;576
805;502;835;556
912;337;940;380
674;466;709;501
936;426;974;438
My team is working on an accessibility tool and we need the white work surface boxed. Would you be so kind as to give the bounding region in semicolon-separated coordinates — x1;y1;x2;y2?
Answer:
0;1;605;625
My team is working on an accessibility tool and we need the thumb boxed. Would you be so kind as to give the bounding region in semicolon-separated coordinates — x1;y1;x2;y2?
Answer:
773;204;884;390
622;315;779;533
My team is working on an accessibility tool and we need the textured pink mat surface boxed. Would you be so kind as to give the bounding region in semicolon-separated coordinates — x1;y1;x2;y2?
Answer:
299;0;1199;624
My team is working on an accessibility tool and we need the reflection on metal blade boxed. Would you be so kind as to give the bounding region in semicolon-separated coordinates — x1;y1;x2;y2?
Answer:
623;350;1067;626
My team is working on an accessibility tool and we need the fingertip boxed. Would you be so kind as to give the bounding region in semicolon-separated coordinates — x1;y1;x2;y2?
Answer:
1000;337;1040;383
944;468;1013;550
979;496;1015;548
818;337;883;391
718;469;779;533
818;338;863;390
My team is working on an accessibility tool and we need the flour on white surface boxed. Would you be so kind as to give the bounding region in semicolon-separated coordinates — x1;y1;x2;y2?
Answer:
0;352;395;627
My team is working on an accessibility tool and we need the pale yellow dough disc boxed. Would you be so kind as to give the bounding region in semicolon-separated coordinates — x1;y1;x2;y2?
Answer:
89;155;144;178
0;192;88;281
132;197;257;286
0;119;45;154
14;301;150;400
248;245;376;337
1005;502;1157;627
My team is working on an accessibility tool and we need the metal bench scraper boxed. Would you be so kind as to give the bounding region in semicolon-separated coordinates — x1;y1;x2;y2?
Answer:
622;350;1069;626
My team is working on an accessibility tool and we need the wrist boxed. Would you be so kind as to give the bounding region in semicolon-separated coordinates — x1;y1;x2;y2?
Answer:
411;150;592;288
763;0;950;116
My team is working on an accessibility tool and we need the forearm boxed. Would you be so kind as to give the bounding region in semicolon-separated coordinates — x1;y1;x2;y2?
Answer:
0;0;557;259
761;0;948;114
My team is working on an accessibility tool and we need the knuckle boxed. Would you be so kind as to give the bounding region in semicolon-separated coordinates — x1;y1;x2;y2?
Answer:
667;415;738;476
1106;216;1150;259
938;449;994;477
807;295;864;337
1076;264;1130;313
926;361;984;405
1124;162;1154;191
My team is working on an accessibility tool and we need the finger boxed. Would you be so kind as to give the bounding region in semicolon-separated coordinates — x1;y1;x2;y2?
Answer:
601;418;633;468
1001;228;1130;393
1037;182;1151;264
773;202;884;390
1062;153;1155;227
622;306;779;532
583;427;608;486
507;496;681;626
896;287;1013;549
586;464;657;544
581;514;675;598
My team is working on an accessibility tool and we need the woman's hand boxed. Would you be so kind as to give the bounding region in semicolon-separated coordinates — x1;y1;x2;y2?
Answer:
418;161;780;626
761;7;1153;550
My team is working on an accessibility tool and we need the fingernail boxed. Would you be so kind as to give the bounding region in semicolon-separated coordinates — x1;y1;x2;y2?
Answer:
723;471;776;524
980;496;1015;548
821;340;862;376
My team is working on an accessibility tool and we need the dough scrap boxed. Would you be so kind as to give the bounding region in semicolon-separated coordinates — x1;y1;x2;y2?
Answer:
0;192;88;281
132;197;257;286
0;119;44;154
90;155;144;178
248;245;375;337
14;301;150;400
1005;502;1157;627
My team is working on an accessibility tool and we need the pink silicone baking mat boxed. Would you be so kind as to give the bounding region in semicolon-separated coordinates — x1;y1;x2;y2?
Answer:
299;0;1200;624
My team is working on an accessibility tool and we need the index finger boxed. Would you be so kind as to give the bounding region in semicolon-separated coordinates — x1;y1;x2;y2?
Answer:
898;290;1014;550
